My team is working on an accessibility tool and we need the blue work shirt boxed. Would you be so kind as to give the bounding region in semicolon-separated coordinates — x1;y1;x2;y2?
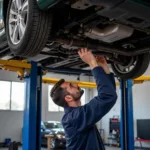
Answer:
62;66;117;150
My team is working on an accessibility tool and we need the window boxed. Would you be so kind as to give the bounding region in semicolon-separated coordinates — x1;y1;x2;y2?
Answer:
80;89;86;106
48;85;86;112
48;85;60;112
0;81;11;110
11;82;25;111
0;81;25;111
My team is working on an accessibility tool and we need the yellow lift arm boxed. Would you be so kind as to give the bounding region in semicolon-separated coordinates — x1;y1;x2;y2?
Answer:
42;76;150;88
0;60;31;77
0;59;150;88
42;78;97;88
0;60;31;68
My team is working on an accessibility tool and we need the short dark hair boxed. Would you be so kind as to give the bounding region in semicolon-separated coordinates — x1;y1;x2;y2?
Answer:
50;79;68;107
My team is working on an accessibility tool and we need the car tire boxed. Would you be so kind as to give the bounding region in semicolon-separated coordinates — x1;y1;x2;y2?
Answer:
111;53;150;79
0;32;8;49
50;138;56;150
6;0;52;57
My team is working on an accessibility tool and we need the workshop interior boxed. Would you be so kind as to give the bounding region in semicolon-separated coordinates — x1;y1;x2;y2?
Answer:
0;0;150;150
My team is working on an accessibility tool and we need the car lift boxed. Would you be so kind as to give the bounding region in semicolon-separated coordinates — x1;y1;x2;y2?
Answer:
0;60;150;150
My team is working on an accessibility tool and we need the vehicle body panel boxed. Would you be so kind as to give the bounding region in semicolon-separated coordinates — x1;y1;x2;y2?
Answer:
37;0;60;10
36;0;150;10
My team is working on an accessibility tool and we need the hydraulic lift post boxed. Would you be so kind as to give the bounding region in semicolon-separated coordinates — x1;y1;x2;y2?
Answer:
120;79;134;150
23;62;42;150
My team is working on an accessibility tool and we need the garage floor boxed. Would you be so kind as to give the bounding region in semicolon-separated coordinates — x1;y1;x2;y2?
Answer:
0;147;145;150
0;147;120;150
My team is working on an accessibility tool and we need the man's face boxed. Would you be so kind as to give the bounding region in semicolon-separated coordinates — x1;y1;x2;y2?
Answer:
61;82;84;106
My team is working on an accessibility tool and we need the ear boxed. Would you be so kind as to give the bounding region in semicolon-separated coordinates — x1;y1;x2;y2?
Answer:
65;95;73;102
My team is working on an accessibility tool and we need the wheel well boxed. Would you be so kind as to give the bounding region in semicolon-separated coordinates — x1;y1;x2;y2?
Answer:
3;0;10;25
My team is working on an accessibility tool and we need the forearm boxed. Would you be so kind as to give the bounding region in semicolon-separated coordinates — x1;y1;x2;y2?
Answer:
89;61;99;70
103;66;110;74
89;60;110;74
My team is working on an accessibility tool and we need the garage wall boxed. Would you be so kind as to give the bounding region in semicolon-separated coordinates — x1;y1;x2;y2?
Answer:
133;82;150;147
0;70;90;142
0;111;23;143
92;66;150;148
0;70;23;142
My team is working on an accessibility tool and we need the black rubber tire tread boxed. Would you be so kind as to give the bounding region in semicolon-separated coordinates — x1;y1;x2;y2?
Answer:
6;0;52;57
111;53;150;79
0;33;8;50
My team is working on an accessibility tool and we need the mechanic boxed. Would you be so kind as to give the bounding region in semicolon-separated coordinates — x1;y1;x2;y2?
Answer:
50;48;117;150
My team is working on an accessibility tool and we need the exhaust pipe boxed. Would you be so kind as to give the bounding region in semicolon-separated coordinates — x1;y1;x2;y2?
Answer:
52;37;150;56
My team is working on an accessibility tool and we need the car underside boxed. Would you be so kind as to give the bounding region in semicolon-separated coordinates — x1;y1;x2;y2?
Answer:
1;0;150;79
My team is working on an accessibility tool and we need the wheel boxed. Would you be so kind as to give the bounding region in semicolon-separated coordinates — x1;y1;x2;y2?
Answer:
6;0;52;57
50;138;56;149
111;53;150;79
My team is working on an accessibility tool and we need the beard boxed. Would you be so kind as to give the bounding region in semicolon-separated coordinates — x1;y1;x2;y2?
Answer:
71;89;84;101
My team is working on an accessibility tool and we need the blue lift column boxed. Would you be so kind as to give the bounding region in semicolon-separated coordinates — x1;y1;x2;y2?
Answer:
120;80;134;150
23;61;42;150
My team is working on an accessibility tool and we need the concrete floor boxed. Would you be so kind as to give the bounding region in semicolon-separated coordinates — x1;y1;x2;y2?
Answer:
0;146;145;150
0;146;121;150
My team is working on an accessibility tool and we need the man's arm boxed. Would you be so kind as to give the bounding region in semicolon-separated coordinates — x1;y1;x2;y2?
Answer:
73;49;117;132
108;73;116;90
